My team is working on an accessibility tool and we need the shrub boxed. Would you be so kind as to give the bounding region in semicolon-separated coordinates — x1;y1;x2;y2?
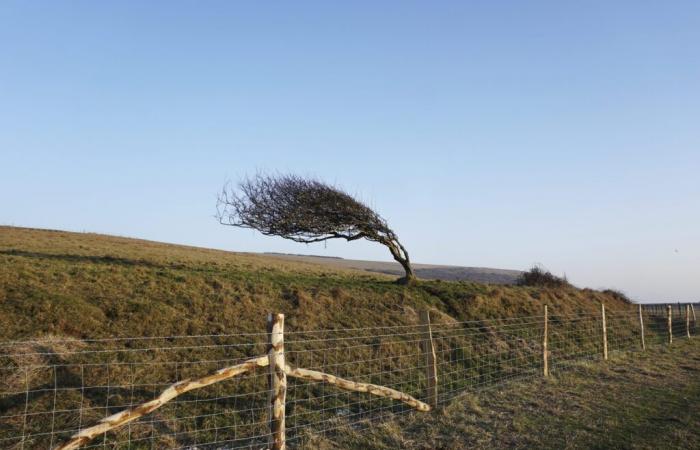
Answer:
516;265;569;288
601;289;632;304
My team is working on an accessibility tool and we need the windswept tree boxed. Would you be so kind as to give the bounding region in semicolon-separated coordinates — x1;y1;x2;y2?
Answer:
216;174;415;284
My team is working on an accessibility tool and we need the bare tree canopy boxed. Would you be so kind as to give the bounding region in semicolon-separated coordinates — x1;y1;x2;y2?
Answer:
217;174;415;283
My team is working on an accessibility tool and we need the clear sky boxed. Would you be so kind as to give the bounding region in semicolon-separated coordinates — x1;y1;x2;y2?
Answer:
1;1;699;302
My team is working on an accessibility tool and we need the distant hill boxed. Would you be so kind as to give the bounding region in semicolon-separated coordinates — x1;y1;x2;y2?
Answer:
264;253;523;284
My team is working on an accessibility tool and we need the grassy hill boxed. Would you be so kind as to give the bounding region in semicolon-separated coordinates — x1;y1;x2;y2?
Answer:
0;226;652;449
0;226;631;341
264;253;523;284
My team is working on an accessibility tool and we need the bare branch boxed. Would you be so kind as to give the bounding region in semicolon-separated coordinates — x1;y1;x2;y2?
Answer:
217;174;414;283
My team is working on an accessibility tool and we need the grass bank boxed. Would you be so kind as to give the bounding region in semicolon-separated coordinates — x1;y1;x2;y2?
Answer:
0;226;668;449
0;226;634;341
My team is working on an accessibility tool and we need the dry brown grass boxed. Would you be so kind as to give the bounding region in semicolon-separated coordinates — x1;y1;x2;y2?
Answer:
0;334;86;394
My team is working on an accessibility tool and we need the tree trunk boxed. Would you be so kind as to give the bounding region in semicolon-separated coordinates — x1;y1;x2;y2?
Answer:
385;239;415;284
395;256;415;284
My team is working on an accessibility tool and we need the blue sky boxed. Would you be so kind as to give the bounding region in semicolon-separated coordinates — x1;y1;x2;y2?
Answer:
1;1;699;302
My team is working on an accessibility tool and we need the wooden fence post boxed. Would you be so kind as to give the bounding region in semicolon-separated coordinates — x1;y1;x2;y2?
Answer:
667;305;673;344
419;310;438;409
687;304;691;338
267;313;286;450
543;305;549;377
601;303;608;360
638;304;645;350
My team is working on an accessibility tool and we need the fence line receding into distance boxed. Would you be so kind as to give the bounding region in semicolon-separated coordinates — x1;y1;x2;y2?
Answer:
0;302;697;449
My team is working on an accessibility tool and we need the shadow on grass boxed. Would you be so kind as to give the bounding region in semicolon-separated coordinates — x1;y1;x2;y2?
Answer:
0;250;167;269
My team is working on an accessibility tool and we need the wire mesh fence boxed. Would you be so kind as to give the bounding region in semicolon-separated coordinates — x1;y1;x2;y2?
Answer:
0;334;271;449
0;303;696;449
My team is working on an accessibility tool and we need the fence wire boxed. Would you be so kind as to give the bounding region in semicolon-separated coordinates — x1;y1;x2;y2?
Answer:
0;304;697;449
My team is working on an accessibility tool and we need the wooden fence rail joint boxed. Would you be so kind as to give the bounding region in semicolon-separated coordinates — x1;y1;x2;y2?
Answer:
54;311;433;450
267;313;287;450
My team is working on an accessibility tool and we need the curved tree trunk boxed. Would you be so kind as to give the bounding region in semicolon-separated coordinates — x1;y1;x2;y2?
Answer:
394;251;415;284
384;238;415;284
395;257;415;285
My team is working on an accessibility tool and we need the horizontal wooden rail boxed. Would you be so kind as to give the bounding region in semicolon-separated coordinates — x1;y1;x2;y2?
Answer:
284;365;431;412
54;356;430;449
54;355;270;450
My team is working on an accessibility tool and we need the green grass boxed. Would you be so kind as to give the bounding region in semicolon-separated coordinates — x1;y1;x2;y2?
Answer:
0;226;636;341
0;226;689;449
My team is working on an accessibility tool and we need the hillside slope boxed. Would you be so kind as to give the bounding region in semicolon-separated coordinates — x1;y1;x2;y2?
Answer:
0;226;630;341
264;253;522;284
0;226;655;449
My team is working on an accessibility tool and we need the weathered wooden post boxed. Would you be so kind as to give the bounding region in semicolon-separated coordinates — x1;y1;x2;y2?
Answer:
638;304;645;350
267;313;286;450
667;305;673;344
419;309;438;409
543;305;549;377
601;303;608;360
687;304;691;338
691;304;697;324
